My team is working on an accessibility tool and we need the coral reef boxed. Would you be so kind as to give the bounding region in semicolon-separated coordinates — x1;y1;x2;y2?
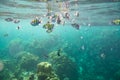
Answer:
37;62;60;80
28;73;35;80
17;51;39;71
0;60;60;80
0;60;21;80
49;51;79;80
0;69;11;80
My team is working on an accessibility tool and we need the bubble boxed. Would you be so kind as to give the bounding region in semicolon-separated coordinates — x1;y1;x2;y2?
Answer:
100;53;106;59
0;61;4;71
110;48;113;51
80;36;83;39
81;45;85;50
88;23;91;26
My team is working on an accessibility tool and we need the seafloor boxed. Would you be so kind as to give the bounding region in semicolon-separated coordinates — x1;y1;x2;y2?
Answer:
0;0;120;80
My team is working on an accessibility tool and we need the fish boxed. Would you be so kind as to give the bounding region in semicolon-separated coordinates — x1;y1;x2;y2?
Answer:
17;26;21;30
57;48;62;56
31;19;41;26
71;23;80;30
14;19;20;24
5;18;13;22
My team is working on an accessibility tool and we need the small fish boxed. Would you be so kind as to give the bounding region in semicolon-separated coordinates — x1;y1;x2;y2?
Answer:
14;19;20;24
31;19;41;26
57;48;62;56
71;23;80;30
5;18;13;22
17;26;21;30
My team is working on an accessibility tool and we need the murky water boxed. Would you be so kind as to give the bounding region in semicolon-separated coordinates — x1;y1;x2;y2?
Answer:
0;0;120;80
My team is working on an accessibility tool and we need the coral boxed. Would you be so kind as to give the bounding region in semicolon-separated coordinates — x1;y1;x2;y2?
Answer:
37;62;60;80
37;62;52;73
0;69;11;80
49;51;79;80
17;51;39;71
29;73;35;80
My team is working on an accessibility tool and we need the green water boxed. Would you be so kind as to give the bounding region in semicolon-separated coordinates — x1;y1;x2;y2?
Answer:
0;0;120;80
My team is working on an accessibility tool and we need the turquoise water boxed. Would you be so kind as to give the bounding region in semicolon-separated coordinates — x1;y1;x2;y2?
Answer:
0;0;120;80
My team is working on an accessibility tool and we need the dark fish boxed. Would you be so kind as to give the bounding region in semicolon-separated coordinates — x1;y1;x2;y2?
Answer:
5;18;13;22
71;23;80;30
17;26;20;30
57;49;62;56
57;16;61;24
